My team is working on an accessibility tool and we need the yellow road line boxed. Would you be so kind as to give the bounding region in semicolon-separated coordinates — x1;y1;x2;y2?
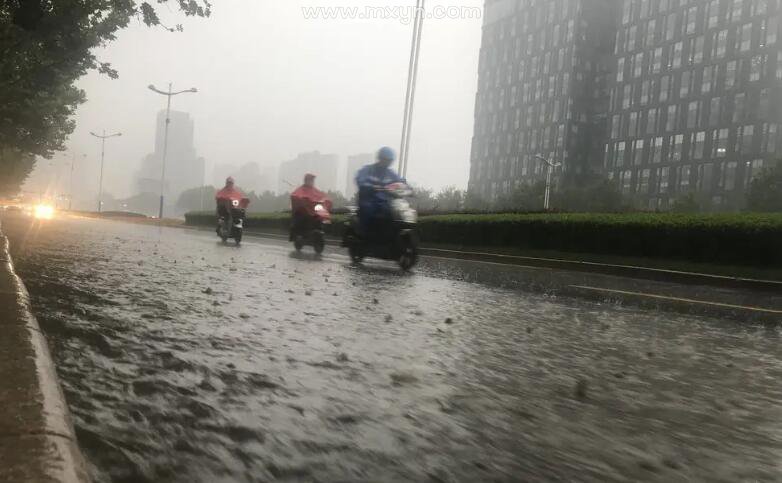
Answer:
570;285;782;315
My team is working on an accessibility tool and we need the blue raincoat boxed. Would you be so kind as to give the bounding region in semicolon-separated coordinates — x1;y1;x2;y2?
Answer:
355;164;404;233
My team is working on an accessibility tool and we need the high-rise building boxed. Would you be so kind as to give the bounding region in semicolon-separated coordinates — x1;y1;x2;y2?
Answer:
345;153;374;201
278;151;339;193
136;110;205;204
469;0;782;211
606;0;782;210
469;0;619;202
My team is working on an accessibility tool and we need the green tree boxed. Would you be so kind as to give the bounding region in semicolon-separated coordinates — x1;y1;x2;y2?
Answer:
554;178;624;212
671;192;700;213
464;189;490;211
434;186;465;212
497;181;545;211
176;185;216;213
747;165;782;212
0;0;211;193
325;190;348;209
0;148;36;196
247;191;290;213
410;186;437;212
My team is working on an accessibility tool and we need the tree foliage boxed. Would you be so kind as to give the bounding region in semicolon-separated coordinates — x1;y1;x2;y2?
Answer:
554;178;625;213
0;0;211;193
176;185;216;213
0;148;36;196
747;165;782;212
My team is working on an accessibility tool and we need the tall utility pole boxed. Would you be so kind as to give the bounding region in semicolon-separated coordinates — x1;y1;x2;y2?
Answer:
90;130;122;213
148;83;198;219
68;152;86;211
534;155;562;211
399;0;425;179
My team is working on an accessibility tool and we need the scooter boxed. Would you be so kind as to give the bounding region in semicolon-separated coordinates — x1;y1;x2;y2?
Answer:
290;194;332;254
216;197;250;246
341;182;419;270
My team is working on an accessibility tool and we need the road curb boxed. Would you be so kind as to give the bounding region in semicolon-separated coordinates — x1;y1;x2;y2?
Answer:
0;225;90;483
416;247;782;293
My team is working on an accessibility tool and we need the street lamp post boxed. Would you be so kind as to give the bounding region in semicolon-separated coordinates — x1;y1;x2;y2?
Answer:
90;130;122;213
148;83;198;219
399;0;425;179
534;155;562;211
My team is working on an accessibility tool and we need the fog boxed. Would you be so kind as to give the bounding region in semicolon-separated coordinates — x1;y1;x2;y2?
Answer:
24;0;482;205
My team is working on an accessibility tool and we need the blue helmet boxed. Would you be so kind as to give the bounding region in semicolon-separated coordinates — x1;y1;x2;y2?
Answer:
377;146;396;163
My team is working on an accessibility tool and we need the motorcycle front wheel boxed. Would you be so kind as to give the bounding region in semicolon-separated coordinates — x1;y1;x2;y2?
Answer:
294;236;304;252
233;227;242;246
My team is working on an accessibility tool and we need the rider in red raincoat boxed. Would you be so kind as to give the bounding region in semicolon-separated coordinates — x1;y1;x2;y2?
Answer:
215;176;245;219
290;174;332;239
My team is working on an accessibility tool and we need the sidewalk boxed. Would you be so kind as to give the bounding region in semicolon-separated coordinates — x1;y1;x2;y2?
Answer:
0;225;88;482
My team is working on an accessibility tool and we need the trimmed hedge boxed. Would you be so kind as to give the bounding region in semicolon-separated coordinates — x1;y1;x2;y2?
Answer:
185;211;782;267
185;211;347;237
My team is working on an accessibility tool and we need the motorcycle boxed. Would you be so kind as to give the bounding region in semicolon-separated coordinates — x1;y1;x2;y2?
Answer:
216;197;250;245
290;193;332;254
341;182;419;270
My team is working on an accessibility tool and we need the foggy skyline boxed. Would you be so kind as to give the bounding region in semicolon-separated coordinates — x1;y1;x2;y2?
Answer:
24;0;482;202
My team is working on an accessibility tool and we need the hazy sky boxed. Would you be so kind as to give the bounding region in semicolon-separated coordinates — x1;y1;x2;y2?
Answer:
26;0;482;201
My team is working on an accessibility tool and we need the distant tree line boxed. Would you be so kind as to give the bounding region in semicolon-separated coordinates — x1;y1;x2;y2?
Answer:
0;1;210;196
167;160;782;216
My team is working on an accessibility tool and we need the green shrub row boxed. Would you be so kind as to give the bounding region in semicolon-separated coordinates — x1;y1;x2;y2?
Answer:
185;211;782;267
185;211;347;237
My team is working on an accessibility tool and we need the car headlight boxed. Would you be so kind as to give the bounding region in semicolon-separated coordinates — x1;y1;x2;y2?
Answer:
34;204;55;220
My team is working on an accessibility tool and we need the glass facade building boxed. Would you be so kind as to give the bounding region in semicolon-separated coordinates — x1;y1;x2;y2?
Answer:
607;0;782;209
470;0;782;210
469;0;619;202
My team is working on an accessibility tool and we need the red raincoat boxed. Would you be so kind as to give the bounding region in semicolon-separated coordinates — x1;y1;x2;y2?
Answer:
215;185;245;202
291;185;332;216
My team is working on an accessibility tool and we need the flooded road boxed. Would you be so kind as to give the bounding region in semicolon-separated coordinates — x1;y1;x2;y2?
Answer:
4;214;782;483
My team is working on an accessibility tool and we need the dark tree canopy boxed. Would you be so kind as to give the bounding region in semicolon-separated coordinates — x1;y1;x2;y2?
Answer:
747;164;782;212
0;0;211;195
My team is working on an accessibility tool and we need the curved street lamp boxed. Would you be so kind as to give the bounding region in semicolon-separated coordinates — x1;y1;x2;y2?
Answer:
90;130;122;212
147;83;198;219
534;154;562;211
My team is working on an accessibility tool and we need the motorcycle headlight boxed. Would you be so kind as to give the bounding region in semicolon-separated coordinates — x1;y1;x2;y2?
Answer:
232;199;239;207
314;204;324;211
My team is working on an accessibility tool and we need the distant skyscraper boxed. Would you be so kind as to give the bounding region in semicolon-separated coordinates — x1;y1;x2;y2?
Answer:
278;151;339;193
345;153;374;200
469;0;619;202
136;110;205;203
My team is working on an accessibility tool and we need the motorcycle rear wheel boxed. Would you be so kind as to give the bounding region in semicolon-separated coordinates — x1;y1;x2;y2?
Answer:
398;241;418;271
313;233;325;254
348;245;364;263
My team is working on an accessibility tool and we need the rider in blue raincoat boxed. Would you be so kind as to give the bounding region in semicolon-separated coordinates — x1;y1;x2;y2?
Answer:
355;147;404;236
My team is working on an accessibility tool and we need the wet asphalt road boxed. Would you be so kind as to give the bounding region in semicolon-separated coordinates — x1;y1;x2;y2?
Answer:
3;214;782;483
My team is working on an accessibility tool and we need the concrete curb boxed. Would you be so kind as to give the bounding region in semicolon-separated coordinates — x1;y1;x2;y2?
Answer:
0;227;89;482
